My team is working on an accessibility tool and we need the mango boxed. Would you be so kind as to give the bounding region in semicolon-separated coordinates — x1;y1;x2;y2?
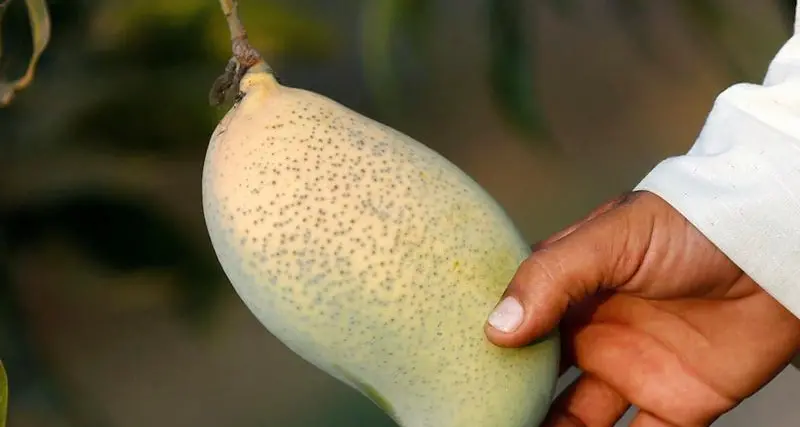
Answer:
201;61;559;427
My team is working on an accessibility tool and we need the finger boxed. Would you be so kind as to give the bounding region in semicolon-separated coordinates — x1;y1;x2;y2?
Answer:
555;295;610;377
570;309;729;425
628;411;678;427
485;193;653;347
542;373;630;427
531;193;633;252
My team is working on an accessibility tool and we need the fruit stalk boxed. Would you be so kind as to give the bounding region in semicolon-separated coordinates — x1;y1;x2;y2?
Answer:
210;0;274;105
217;0;262;69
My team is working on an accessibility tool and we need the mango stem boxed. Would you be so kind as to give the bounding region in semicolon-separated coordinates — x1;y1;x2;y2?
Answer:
211;0;273;106
218;0;263;68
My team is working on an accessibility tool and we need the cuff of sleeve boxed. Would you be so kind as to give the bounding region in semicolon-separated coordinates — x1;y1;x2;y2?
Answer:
634;82;800;320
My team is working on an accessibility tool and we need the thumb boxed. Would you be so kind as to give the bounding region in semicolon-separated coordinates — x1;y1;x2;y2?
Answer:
485;192;653;348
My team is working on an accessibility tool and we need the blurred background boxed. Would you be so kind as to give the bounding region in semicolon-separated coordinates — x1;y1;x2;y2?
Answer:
0;0;798;426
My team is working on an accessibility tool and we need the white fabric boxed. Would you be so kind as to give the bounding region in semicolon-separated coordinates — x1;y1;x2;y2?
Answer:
796;2;799;35
634;3;800;320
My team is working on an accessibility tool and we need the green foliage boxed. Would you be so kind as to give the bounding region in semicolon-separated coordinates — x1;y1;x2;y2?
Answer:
487;0;549;140
0;0;794;132
0;1;795;425
92;0;337;64
362;0;793;141
359;0;433;112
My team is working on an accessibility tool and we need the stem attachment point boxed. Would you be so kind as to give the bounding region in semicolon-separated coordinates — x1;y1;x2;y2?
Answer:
210;0;272;106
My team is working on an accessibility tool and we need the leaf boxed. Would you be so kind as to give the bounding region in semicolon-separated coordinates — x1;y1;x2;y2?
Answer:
359;0;432;113
487;0;549;140
0;360;6;427
0;0;51;107
360;0;400;108
393;0;433;47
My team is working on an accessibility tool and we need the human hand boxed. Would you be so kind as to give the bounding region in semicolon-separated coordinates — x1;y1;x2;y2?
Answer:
484;191;800;426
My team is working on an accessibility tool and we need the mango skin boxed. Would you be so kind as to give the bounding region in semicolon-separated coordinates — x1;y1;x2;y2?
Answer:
202;64;559;427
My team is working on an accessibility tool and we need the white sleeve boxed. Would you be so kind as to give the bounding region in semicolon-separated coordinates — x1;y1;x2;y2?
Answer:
634;5;800;320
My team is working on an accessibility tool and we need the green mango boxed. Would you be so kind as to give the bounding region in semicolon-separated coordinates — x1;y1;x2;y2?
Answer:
202;62;558;427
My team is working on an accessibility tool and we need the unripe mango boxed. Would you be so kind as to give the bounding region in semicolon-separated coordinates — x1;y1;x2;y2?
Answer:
202;62;559;427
